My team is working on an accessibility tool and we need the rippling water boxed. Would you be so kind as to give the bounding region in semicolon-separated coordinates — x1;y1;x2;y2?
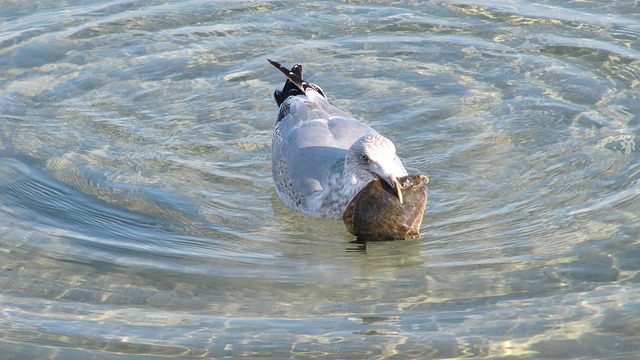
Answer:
1;0;639;358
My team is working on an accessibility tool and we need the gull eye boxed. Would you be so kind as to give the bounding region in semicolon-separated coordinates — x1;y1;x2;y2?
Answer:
360;154;370;163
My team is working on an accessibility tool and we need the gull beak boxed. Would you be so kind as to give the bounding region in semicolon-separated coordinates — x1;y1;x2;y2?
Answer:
393;177;404;205
370;163;404;204
372;171;404;204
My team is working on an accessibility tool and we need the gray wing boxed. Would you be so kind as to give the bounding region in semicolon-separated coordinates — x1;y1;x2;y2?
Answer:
273;93;377;200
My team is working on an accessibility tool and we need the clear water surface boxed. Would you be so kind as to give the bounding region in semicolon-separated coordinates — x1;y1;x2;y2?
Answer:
1;0;639;358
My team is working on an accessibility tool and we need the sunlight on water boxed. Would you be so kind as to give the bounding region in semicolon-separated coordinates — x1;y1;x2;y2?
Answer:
0;0;639;358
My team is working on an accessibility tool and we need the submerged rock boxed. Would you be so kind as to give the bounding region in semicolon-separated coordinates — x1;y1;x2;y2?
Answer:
343;174;429;241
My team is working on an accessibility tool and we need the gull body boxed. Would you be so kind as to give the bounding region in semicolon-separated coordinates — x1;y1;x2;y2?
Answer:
269;60;407;219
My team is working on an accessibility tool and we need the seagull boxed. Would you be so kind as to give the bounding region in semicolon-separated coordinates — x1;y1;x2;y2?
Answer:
268;59;408;220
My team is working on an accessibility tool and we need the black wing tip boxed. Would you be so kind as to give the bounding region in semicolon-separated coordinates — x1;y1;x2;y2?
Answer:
268;60;304;86
268;59;327;107
269;59;307;106
266;58;282;70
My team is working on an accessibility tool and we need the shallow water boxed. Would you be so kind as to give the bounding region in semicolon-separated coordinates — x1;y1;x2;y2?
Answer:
1;0;640;358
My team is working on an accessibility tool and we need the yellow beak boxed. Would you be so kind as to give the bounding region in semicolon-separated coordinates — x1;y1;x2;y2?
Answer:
394;178;403;204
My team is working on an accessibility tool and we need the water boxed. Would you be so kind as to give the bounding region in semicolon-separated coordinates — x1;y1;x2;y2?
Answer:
1;0;639;358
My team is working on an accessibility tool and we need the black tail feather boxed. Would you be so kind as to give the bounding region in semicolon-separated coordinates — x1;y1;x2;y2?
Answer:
268;59;325;106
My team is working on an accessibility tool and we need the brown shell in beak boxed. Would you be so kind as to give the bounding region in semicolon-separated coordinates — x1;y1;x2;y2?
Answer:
342;174;429;241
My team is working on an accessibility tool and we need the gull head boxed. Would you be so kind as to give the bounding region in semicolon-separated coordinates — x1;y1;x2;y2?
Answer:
345;134;407;204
